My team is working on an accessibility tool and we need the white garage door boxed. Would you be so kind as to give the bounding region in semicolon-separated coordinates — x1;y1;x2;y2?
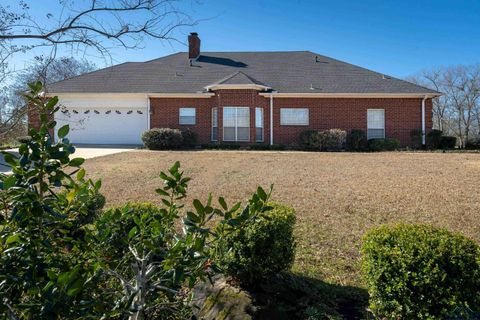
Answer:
55;107;148;145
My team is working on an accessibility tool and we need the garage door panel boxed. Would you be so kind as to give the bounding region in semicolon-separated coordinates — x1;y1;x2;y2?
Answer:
55;107;148;145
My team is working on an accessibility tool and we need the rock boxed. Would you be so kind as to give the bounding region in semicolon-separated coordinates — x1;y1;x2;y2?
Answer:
192;276;254;320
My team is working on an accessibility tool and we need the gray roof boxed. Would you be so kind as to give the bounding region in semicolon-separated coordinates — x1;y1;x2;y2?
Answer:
48;51;438;94
208;71;267;87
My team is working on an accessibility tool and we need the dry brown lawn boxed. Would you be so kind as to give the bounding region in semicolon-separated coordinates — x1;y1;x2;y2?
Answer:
83;150;480;288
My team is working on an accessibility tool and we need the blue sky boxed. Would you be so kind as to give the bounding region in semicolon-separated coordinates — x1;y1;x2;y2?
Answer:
8;0;480;79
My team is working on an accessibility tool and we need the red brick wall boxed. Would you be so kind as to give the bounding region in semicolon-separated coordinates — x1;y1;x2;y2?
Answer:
27;104;54;136
150;97;214;143
149;93;433;146
271;97;432;146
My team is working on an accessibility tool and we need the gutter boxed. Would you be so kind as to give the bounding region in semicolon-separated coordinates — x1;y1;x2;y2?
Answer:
258;92;441;98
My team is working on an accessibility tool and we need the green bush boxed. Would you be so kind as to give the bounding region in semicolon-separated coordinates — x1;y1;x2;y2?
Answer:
299;129;347;151
248;143;287;150
201;143;241;150
409;128;423;149
346;129;367;151
426;129;443;149
465;138;480;150
299;130;320;150
181;129;197;148
248;143;270;150
439;135;457;149
216;202;296;284
96;202;162;263
318;129;347;151
367;138;400;151
361;224;480;319
269;144;287;150
142;128;183;150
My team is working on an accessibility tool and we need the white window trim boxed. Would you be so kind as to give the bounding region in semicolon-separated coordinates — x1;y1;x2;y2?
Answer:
223;107;250;142
211;107;218;142
179;107;196;125
255;107;264;142
367;109;385;139
280;108;309;126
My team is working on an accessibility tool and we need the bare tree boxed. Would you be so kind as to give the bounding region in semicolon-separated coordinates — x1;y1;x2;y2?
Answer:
407;64;480;148
0;0;199;81
0;56;96;143
0;0;200;142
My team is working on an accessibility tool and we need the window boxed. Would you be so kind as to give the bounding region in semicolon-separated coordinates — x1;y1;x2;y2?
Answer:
280;108;309;125
223;107;250;141
367;109;385;139
255;107;264;142
179;107;196;125
212;107;218;141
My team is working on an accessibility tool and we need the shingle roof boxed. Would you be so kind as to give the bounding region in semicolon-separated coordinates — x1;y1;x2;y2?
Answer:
48;51;439;95
208;71;267;87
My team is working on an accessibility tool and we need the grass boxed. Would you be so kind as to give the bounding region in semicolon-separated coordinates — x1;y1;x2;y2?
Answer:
83;150;480;316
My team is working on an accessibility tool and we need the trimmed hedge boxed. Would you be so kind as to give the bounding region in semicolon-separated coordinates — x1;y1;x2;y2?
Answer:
181;129;198;148
142;128;183;150
439;135;457;149
346;129;367;151
299;130;320;150
248;143;287;151
216;202;296;284
318;129;346;151
465;138;480;150
426;129;443;149
410;129;423;149
367;138;399;151
299;129;346;151
362;224;480;319
201;143;242;150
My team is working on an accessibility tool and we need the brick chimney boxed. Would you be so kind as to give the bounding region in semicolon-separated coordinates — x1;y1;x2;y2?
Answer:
188;32;201;60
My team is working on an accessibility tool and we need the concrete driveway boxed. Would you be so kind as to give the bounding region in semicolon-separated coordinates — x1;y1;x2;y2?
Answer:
0;145;136;173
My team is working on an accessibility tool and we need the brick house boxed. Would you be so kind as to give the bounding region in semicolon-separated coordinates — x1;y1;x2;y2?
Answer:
31;33;440;146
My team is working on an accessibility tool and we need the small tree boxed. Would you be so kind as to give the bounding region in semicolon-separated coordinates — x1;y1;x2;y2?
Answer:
96;161;274;319
0;82;105;319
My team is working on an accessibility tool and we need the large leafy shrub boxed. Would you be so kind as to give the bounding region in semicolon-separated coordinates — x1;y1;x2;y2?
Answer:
367;138;399;151
142;128;183;150
426;129;443;149
215;202;296;285
361;224;480;319
0;82;105;319
346;129;367;151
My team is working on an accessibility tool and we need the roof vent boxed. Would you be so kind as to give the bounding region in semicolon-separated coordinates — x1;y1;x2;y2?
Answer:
382;74;391;80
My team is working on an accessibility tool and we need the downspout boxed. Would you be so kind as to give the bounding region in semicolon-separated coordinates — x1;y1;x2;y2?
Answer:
147;95;151;130
421;95;427;145
270;94;274;145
